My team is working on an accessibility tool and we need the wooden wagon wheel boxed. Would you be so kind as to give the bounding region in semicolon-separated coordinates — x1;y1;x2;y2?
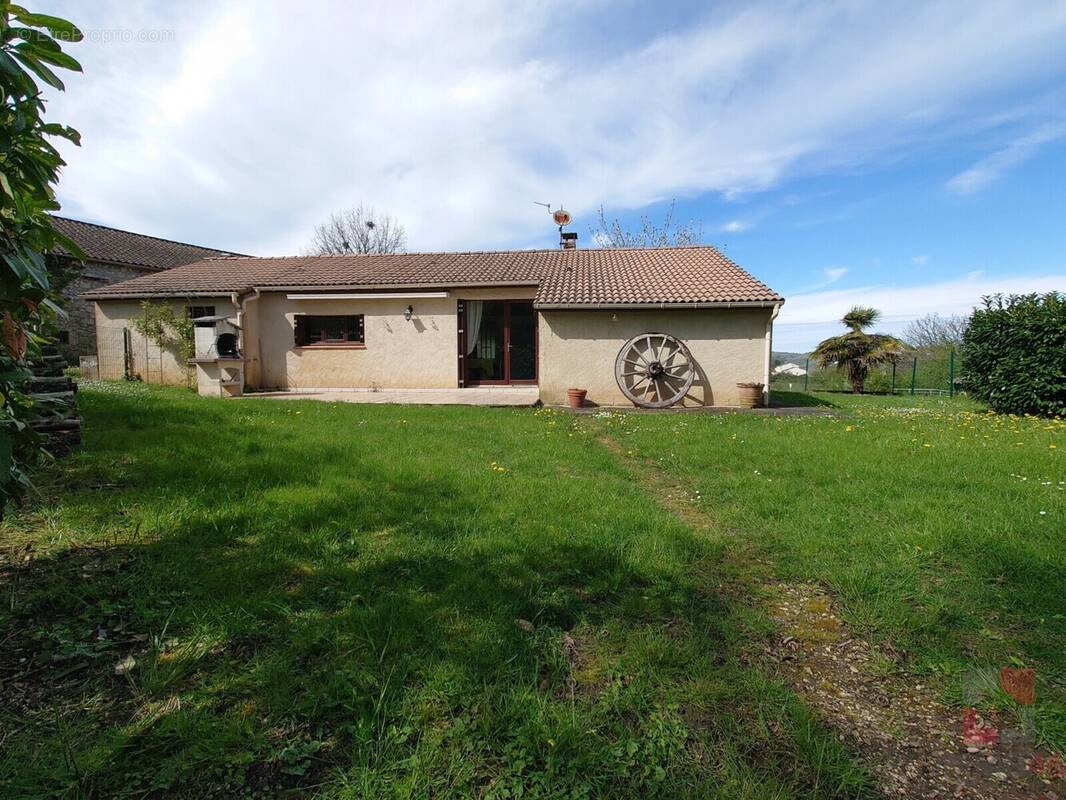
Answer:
614;332;695;408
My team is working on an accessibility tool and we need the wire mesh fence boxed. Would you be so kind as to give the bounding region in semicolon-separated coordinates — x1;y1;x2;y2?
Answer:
95;327;130;381
771;350;961;396
94;327;191;385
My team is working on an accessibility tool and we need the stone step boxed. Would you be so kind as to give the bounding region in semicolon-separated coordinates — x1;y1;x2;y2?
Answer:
29;390;77;405
30;417;82;433
25;376;76;392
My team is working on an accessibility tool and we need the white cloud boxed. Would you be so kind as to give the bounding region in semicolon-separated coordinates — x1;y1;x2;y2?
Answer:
790;266;848;293
37;0;1066;254
912;254;929;266
945;123;1066;194
718;219;751;233
774;272;1065;350
822;267;847;284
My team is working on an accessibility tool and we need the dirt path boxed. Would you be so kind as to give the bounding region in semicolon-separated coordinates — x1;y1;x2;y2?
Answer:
595;428;1063;800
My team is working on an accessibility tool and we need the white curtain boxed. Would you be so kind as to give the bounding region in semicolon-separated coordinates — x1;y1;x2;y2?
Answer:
466;300;483;355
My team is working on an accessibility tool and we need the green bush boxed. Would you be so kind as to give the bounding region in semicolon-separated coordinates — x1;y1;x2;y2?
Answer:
962;293;1065;416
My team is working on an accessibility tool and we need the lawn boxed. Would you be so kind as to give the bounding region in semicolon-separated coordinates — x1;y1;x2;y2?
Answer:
1;384;1062;798
613;392;1066;743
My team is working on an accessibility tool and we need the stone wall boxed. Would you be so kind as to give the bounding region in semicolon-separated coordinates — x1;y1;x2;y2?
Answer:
58;260;148;361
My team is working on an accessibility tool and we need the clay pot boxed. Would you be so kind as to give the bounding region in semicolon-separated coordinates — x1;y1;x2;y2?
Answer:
567;388;587;409
736;382;764;408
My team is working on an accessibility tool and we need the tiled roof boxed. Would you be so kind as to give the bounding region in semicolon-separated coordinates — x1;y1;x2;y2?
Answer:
532;247;781;306
82;246;783;307
51;216;241;272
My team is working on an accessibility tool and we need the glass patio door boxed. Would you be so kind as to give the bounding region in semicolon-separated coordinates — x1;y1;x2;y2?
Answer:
467;301;506;383
463;300;537;385
508;302;536;381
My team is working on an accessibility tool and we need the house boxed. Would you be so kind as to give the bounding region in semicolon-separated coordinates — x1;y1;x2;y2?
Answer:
82;245;784;407
773;362;807;377
49;216;239;361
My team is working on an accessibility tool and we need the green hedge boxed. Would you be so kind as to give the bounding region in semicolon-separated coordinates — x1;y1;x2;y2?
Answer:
962;293;1065;416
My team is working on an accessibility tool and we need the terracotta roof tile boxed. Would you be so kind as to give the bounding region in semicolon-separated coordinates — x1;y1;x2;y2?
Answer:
51;216;241;271
82;246;783;307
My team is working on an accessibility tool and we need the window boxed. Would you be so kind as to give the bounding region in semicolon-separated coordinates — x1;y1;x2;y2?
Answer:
295;315;364;346
187;305;216;328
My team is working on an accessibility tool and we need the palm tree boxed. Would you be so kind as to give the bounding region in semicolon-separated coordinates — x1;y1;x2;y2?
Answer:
812;306;907;393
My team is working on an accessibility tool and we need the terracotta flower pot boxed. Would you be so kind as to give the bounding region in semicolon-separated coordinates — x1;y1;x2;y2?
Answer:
736;382;764;408
567;388;587;409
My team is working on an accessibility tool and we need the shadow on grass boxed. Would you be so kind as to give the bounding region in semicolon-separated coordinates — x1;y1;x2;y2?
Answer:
0;385;874;799
769;390;837;409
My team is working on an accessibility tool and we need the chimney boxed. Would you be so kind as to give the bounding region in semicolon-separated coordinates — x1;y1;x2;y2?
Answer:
560;231;578;250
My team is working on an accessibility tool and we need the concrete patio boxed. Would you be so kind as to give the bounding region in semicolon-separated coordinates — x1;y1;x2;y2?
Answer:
242;387;541;406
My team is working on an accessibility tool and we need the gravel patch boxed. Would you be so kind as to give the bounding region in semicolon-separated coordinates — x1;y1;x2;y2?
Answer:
765;582;1061;799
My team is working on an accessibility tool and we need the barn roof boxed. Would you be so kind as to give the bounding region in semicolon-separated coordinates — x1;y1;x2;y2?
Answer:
51;216;241;272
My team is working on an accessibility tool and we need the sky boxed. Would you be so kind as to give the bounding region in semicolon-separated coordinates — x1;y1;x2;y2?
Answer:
38;0;1066;350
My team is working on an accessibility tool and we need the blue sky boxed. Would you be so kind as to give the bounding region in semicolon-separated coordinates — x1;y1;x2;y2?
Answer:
39;1;1066;349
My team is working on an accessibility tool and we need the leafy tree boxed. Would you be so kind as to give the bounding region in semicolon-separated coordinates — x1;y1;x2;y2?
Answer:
962;293;1065;416
811;306;907;394
589;200;703;248
1;3;83;514
307;204;407;255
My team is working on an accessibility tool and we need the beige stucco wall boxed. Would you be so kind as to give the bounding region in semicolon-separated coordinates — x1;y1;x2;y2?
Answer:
537;307;773;407
93;292;775;407
251;287;536;390
94;297;236;383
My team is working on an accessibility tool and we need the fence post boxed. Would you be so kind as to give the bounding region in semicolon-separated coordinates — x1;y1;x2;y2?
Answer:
123;328;132;380
949;349;955;397
804;358;809;392
910;357;917;396
891;361;897;394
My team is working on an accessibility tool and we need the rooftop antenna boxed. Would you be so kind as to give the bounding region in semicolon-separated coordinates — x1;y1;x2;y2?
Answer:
535;201;576;249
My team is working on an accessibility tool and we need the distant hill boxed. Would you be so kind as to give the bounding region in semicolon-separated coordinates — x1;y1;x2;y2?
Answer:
772;351;811;367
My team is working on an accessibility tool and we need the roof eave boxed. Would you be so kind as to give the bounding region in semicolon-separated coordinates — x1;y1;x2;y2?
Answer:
84;279;542;301
260;280;541;292
81;289;247;301
61;255;170;272
534;299;784;310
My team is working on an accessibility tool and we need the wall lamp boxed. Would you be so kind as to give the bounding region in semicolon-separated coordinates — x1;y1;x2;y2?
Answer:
404;304;414;321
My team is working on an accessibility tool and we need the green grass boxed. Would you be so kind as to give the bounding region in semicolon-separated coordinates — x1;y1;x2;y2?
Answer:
614;391;1066;745
1;383;872;799
3;385;1063;798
